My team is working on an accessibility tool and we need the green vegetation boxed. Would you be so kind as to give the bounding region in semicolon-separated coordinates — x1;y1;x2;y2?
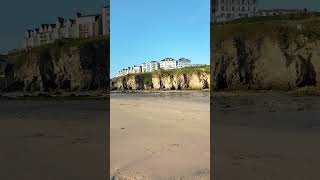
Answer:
10;37;107;70
140;73;152;85
154;65;210;76
212;13;320;41
14;52;27;70
113;65;210;81
290;86;320;96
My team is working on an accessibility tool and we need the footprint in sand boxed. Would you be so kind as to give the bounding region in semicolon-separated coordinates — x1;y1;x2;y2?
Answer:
164;143;183;152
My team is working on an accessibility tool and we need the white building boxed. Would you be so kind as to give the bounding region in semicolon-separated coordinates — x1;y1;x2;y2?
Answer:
141;63;147;73
102;2;110;36
212;0;258;23
160;58;176;70
116;57;195;77
146;61;160;72
23;10;106;49
177;58;191;68
132;65;142;74
117;69;129;77
75;13;101;38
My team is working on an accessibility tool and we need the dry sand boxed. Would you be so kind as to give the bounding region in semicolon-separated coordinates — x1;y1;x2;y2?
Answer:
0;98;108;180
213;92;320;180
110;92;210;179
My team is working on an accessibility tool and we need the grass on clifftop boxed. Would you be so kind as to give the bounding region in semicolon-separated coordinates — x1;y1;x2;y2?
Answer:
113;65;210;81
10;36;108;70
11;36;107;56
212;12;320;41
154;65;210;76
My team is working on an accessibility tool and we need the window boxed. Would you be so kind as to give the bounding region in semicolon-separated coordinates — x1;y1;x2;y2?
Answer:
221;6;224;11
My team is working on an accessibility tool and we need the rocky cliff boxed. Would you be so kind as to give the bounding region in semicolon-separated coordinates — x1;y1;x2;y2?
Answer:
112;66;210;91
1;38;108;93
212;13;320;90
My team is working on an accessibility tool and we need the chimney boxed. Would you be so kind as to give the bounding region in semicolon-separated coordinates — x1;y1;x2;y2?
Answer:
76;12;82;18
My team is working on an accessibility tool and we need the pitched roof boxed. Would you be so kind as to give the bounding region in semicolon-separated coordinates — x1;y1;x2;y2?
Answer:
50;24;56;28
161;58;175;61
57;17;65;23
178;58;190;61
69;19;76;24
41;24;49;29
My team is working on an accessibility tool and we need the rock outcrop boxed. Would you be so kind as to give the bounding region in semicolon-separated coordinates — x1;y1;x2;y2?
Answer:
1;38;108;93
212;16;320;90
112;67;210;91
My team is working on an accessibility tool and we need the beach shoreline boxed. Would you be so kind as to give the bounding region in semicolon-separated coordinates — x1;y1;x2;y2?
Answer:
213;91;320;180
110;92;210;179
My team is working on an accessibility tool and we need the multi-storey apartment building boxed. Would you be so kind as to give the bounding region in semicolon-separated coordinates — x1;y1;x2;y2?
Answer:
102;1;110;35
146;61;160;72
116;58;194;77
23;6;110;48
212;0;258;22
132;66;142;74
160;58;177;70
141;63;147;73
177;58;191;69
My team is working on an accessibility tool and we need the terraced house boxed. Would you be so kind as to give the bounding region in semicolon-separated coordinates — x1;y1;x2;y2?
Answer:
23;6;110;48
116;58;194;77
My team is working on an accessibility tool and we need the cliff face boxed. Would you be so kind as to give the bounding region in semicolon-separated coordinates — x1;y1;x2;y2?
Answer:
112;67;210;91
0;55;16;90
1;38;108;92
212;15;320;90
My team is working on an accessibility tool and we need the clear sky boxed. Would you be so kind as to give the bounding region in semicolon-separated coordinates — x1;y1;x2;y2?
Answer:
0;0;105;54
110;0;210;78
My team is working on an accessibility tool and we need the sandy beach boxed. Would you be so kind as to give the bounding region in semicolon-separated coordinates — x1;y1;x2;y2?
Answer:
110;92;210;179
0;98;108;180
213;92;320;180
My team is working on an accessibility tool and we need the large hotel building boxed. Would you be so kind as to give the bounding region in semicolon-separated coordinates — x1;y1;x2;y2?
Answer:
211;0;258;22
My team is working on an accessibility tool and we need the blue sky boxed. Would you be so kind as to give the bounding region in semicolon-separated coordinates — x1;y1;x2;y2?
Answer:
110;0;210;77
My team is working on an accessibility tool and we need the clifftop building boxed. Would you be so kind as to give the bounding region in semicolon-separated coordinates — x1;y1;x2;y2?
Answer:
160;58;177;70
102;2;110;35
116;58;195;77
23;6;110;48
212;0;258;22
211;0;309;23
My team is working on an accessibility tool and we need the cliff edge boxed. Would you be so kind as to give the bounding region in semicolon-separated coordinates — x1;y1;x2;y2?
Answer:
0;37;108;93
112;66;210;91
212;13;320;90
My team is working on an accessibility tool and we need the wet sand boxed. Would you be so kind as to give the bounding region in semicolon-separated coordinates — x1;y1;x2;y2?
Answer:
0;99;108;180
213;92;320;180
110;92;210;179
